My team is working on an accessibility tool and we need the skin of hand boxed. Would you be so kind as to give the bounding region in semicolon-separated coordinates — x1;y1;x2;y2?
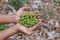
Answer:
14;7;34;35
0;7;33;40
0;7;42;40
15;7;42;31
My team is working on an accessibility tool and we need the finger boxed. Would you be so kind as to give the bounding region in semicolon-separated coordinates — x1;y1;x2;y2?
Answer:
23;30;33;36
29;11;41;19
28;19;42;31
16;23;28;30
30;10;41;16
16;23;33;35
30;10;40;14
37;15;41;19
20;6;30;11
19;25;33;35
16;7;30;16
21;29;33;35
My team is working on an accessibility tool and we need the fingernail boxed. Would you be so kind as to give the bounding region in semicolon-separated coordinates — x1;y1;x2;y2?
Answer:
28;31;33;35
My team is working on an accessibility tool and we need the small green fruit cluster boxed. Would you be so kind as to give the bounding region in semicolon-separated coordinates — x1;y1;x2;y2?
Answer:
18;12;38;28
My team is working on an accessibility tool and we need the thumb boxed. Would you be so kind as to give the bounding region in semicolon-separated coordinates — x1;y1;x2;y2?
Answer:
16;23;33;35
28;19;42;31
22;30;33;35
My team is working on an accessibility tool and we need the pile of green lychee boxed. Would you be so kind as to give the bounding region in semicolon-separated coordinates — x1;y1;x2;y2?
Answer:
18;12;38;28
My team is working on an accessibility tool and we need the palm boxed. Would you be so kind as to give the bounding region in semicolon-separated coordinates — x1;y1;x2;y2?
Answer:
14;7;42;35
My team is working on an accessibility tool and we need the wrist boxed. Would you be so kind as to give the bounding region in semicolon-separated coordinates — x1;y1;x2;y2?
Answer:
12;14;18;23
13;25;19;32
0;14;18;24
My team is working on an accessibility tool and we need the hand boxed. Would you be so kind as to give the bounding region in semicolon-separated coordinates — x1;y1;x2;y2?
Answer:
15;7;30;21
28;10;42;31
14;7;42;35
13;7;33;35
0;7;42;40
15;23;33;35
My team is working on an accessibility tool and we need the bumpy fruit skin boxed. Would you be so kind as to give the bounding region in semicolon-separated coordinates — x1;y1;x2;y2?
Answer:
18;12;38;28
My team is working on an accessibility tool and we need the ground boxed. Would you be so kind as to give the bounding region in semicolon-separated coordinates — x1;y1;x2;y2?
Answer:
0;0;60;40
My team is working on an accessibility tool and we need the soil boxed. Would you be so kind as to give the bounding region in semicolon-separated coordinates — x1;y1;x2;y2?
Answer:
0;0;60;40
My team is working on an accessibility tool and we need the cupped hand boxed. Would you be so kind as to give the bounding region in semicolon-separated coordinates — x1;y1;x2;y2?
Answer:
14;7;33;35
14;7;42;35
16;7;30;20
15;23;33;35
27;10;42;31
